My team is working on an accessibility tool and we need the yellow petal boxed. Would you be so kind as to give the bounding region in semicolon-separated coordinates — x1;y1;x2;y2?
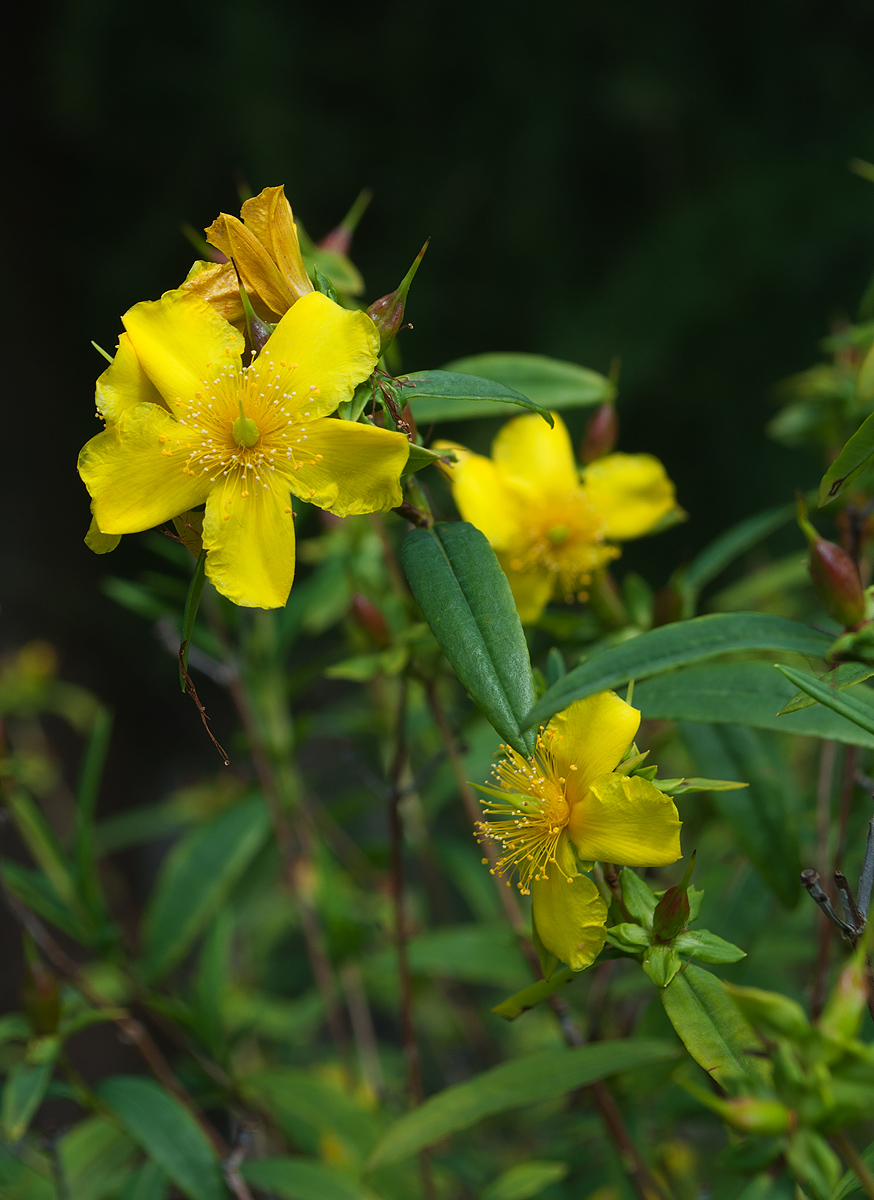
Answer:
181;260;247;327
499;560;555;623
492;411;577;495
84;516;120;555
95;333;164;424
122;289;244;408
250;292;380;422
567;773;682;867
240;186;314;303
582;453;677;541
284;418;408;516
201;470;296;609
447;450;518;550
531;851;607;971
205;212;295;317
547;691;641;800
78;405;210;533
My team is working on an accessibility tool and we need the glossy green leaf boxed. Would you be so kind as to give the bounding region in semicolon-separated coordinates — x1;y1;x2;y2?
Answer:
684;501;799;592
633;661;874;747
243;1157;379;1200
491;968;576;1020
481;1161;569;1200
139;796;270;983
1;1060;53;1142
662;964;768;1092
673;929;746;965
776;663;874;737
680;722;801;907
366;1039;676;1168
526;613;832;729
442;352;614;412
400;370;553;425
819;409;874;505
400;522;537;753
777;661;874;713
97;1076;224;1200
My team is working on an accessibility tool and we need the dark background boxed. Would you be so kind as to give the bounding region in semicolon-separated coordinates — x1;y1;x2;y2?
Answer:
5;0;874;789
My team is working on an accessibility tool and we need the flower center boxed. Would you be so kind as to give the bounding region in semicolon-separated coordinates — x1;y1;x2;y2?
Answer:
508;490;618;602
475;729;576;893
232;415;260;448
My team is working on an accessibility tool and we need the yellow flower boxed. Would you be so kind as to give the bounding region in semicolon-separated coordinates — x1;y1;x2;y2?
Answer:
181;185;314;327
438;411;679;622
477;691;681;970
79;288;410;609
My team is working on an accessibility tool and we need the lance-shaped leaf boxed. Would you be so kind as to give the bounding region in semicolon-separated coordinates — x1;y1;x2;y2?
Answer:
1;1061;53;1142
482;1162;569;1200
633;662;874;748
400;522;537;753
365;1039;676;1169
400;370;553;425
775;663;874;738
526;613;832;729
662;964;768;1092
777;661;874;714
97;1076;224;1200
683;500;801;594
491;969;576;1021
243;1157;380;1200
819;410;874;506
442;352;614;412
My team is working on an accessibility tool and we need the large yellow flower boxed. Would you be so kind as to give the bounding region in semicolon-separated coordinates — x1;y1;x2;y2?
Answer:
438;411;679;622
79;289;410;609
477;691;681;970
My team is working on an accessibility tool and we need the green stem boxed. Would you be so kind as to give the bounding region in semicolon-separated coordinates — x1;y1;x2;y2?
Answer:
833;1131;874;1200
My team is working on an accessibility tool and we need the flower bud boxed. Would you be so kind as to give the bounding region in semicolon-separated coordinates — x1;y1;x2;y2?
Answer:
316;188;372;256
350;595;390;648
20;951;60;1036
367;240;429;353
652;852;695;942
798;495;866;628
720;1098;795;1136
580;404;619;464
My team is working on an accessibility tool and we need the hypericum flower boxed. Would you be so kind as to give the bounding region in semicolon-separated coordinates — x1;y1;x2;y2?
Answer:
476;691;681;970
79;288;410;608
437;412;680;623
181;185;314;327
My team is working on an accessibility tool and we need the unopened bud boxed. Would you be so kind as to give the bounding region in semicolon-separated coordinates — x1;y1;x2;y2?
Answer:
350;595;390;648
580;404;619;463
367;240;429;353
798;494;866;628
231;258;275;354
317;188;372;256
653;852;695;942
720;1098;795;1135
20;950;61;1036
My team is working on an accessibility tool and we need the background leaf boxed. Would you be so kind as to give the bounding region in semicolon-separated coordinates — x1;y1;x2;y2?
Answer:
1;1061;53;1142
481;1161;569;1200
400;522;536;753
97;1076;225;1200
400;370;554;424
139;796;270;983
365;1039;676;1168
819;409;874;505
441;353;614;412
242;1157;379;1200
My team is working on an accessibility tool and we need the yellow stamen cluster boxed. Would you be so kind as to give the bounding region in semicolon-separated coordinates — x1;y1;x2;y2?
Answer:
476;729;578;894
158;346;325;516
507;490;618;600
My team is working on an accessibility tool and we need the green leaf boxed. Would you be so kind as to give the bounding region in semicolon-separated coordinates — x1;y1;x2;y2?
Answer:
777;662;874;714
400;370;554;425
526;613;832;729
74;703;113;925
442;352;614;412
655;776;747;795
402;442;449;476
400;522;537;753
831;1140;874;1200
241;1069;381;1164
365;1039;676;1169
662;964;768;1092
4;789;87;921
633;661;874;747
1;1060;53;1142
642;943;683;988
405;923;529;988
0;861;87;940
619;869;657;927
491;969;576;1020
819;410;874;505
683;501;799;592
119;1161;169;1200
776;663;874;738
481;1161;569;1200
97;1076;224;1200
59;1116;138;1200
673;929;746;965
243;1157;379;1200
139;796;270;983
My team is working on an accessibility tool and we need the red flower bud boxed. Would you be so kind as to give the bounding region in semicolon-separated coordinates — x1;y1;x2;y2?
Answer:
316;188;372;256
580;404;619;464
367;241;429;353
350;595;390;648
653;853;696;942
798;495;866;628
